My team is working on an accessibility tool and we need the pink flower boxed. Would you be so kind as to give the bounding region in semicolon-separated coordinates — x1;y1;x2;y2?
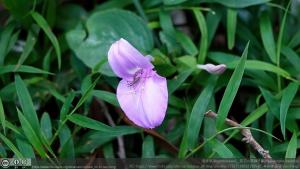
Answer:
108;39;168;129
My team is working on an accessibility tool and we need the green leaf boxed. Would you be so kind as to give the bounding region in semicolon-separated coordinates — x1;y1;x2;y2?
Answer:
281;46;300;73
66;9;153;76
40;112;52;141
16;138;35;158
179;76;218;157
17;109;47;158
208;139;234;158
193;9;208;64
142;136;155;158
0;97;5;134
31;11;61;69
0;23;15;65
15;26;39;68
201;0;270;8
93;90;119;107
208;52;291;79
226;8;237;50
59;125;74;158
288;29;300;48
0;133;23;158
0;65;52;75
68;114;141;135
285;131;297;158
59;92;75;121
259;12;276;63
280;82;298;139
15;75;40;134
163;0;187;5
175;30;198;56
168;69;193;94
216;42;248;130
56;4;87;31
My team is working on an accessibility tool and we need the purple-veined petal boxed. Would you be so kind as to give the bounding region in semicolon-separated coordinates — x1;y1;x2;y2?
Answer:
197;63;226;74
116;70;168;129
108;38;153;79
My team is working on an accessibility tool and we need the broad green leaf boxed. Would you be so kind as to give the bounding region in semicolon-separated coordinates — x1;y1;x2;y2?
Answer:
93;90;119;107
56;4;87;31
179;76;218;157
0;65;52;75
216;43;248;130
193;9;207;64
0;97;5;134
226;8;237;50
66;9;153;76
280;82;298;139
40;112;52;141
176;31;198;56
200;0;270;8
0;133;23;158
15;75;40;134
16;138;35;158
142;136;155;158
17;109;47;158
2;0;33;21
59;125;74;158
260;12;276;63
285;132;297;158
31;11;61;69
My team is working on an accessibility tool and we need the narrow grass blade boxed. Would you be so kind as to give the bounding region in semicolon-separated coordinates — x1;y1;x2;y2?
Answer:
0;65;53;75
93;90;119;107
285;131;297;158
280;82;298;139
17;109;47;158
175;30;198;56
0;23;15;65
168;69;193;94
0;133;23;158
216;42;249;130
0;97;5;134
259;12;276;63
193;9;208;64
15;26;39;69
31;11;61;69
15;75;40;134
226;8;237;50
179;76;218;157
59;92;75;121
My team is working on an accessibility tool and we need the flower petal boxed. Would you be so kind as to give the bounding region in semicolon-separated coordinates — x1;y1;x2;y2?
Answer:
197;63;226;74
116;71;168;128
108;38;153;79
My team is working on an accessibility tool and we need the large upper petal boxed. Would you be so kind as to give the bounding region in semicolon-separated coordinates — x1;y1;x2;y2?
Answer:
116;71;168;128
108;38;154;79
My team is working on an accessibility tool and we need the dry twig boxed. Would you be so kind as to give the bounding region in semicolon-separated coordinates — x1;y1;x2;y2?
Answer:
205;110;272;158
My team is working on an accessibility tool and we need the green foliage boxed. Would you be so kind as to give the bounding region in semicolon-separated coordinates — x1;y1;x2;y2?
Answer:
0;0;299;161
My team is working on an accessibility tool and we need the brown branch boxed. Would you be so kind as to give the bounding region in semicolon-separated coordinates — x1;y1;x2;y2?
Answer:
205;110;271;159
